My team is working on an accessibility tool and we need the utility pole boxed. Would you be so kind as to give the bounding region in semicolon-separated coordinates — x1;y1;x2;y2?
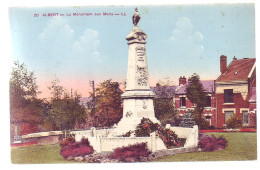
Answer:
89;80;96;125
89;80;95;104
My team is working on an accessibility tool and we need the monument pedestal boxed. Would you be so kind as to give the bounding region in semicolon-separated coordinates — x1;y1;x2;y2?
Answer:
110;16;159;136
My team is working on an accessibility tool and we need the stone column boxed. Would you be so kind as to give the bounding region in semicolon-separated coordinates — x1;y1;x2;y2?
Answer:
95;134;102;153
91;127;96;137
150;132;156;152
110;8;159;136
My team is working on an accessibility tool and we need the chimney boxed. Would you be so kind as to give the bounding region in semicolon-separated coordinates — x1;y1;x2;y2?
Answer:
179;76;187;86
220;55;227;74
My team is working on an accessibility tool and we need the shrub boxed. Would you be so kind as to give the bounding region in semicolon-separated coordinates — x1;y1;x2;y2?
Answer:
60;137;94;158
60;137;75;148
199;134;228;152
61;145;94;158
21;123;39;135
109;142;151;162
123;118;185;148
157;127;183;148
80;137;90;146
135;118;159;137
196;118;210;130
226;116;242;129
122;130;133;137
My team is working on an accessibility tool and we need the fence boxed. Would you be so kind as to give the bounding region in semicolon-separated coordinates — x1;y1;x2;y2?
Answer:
71;125;198;153
20;125;199;153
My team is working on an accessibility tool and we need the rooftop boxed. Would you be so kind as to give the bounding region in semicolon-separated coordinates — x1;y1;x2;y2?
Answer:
216;58;256;82
151;86;177;98
175;80;215;94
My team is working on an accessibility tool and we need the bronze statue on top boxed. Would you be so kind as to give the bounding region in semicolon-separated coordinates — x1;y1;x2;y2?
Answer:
132;7;140;26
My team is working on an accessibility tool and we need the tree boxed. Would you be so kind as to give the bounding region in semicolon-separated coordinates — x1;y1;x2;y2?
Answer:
90;79;123;127
186;73;209;129
153;78;177;126
48;77;65;100
10;61;42;137
48;77;86;130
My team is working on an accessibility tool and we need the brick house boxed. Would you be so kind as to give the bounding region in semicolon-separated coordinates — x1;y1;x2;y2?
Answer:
215;55;256;127
174;76;216;126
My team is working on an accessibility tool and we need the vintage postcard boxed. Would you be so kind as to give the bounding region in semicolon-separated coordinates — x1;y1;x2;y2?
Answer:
8;3;257;165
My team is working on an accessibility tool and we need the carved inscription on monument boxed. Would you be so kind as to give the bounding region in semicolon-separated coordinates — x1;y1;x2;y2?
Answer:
143;100;147;109
136;46;145;61
136;65;148;86
125;111;133;118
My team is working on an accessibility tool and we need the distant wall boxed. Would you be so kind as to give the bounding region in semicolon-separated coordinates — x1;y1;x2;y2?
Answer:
21;131;63;145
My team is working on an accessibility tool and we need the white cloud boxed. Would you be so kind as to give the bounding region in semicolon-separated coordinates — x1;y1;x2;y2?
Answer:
39;16;74;43
170;17;204;60
72;28;100;59
37;16;102;75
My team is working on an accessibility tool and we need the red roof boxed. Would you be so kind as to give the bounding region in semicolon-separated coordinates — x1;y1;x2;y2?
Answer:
216;58;256;82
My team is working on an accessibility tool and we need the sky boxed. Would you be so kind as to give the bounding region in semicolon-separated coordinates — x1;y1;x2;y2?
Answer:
8;4;255;99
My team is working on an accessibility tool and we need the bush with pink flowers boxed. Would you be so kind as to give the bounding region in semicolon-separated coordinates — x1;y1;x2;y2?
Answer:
199;134;228;152
109;142;151;162
60;137;75;148
60;137;94;159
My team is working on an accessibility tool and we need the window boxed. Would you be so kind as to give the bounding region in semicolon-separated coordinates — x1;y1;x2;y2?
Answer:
224;111;234;122
180;97;186;107
205;116;211;125
242;111;249;125
206;96;211;107
224;89;234;103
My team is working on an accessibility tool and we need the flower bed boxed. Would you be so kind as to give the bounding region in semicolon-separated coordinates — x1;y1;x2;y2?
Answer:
109;142;152;162
60;137;94;159
199;134;228;151
200;128;256;133
123;118;186;148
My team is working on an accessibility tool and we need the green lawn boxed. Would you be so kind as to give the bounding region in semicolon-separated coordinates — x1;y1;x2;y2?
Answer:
11;132;257;164
11;144;79;164
154;132;257;162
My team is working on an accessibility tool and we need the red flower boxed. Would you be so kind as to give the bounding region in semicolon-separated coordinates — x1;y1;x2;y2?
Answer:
144;124;149;128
